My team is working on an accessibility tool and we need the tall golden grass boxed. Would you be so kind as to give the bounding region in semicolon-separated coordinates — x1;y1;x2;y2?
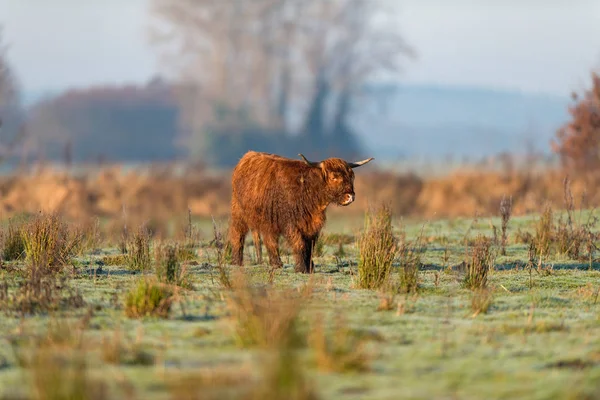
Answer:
0;161;597;225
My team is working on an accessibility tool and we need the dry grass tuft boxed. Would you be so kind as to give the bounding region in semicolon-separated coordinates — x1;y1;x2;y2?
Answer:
165;366;255;400
74;217;103;255
471;288;494;317
464;235;495;290
225;270;302;349
533;204;554;261
0;260;85;316
100;326;155;366
527;182;598;263
7;319;119;400
165;352;319;400
499;195;513;256
376;291;397;311
125;224;152;272
21;212;83;269
357;204;399;289
1;216;27;261
155;241;193;289
397;224;427;294
210;218;233;288
554;177;599;261
254;347;320;400
313;236;326;258
309;312;371;373
100;253;128;266
183;269;320;400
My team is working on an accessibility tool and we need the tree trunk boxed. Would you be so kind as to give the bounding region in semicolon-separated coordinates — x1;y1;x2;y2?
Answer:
331;89;360;159
302;73;329;143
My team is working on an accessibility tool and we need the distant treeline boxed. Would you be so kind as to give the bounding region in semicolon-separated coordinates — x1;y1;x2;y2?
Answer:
17;79;366;167
26;80;183;164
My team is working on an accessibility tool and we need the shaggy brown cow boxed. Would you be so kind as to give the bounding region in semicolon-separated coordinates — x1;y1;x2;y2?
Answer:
229;151;373;273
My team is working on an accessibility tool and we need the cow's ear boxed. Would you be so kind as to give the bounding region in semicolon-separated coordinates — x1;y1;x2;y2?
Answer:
298;153;321;168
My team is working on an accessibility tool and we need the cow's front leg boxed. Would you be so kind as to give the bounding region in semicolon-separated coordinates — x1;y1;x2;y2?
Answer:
288;231;315;273
302;236;316;274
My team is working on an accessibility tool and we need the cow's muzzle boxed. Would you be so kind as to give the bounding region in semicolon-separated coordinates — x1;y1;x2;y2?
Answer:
339;193;355;206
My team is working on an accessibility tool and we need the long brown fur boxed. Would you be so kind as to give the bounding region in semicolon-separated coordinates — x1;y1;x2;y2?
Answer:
229;151;373;273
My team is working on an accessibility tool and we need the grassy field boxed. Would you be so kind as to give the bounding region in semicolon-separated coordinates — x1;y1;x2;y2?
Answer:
0;209;599;400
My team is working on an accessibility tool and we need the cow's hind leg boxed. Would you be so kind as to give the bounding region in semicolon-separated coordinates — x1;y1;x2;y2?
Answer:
252;231;263;264
229;211;248;266
263;232;283;269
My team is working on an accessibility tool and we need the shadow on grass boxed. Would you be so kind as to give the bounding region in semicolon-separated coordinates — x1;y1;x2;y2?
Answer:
82;266;138;276
415;261;600;272
177;314;219;322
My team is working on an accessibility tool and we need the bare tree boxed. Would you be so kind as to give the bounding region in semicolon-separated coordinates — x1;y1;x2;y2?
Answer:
149;0;414;162
298;0;414;152
0;27;26;165
0;28;18;108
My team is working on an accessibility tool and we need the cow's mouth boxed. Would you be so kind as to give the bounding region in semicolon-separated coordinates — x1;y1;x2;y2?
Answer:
338;193;355;206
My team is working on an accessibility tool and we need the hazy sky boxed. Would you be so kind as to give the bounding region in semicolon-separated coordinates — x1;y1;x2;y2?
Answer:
1;0;599;97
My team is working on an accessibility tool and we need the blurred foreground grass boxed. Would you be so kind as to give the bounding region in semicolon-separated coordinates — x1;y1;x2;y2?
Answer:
0;212;599;399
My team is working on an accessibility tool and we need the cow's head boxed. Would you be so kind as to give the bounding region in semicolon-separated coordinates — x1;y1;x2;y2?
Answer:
299;154;374;206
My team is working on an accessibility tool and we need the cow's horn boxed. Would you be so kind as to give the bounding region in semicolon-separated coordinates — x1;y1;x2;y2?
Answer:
348;157;374;168
298;153;320;167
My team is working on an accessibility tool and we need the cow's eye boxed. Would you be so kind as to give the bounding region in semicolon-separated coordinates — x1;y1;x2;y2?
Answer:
331;174;341;181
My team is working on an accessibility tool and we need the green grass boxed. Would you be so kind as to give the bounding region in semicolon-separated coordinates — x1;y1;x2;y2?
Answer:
1;212;600;399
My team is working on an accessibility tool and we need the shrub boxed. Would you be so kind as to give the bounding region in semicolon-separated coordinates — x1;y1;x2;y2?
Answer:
125;278;174;319
357;204;399;289
551;72;600;173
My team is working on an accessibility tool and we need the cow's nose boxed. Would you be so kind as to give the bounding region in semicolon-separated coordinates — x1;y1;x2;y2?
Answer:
344;193;355;204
